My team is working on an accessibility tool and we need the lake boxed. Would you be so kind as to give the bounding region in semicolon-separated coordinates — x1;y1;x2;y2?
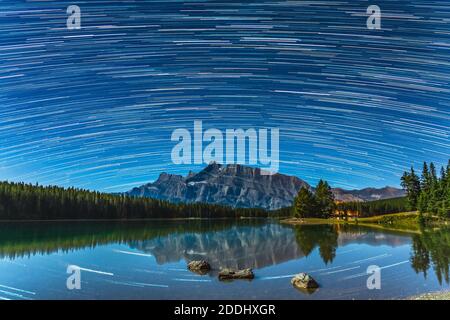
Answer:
0;220;448;300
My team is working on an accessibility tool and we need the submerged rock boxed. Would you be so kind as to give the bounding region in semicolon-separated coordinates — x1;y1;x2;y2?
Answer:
291;273;319;290
187;260;211;274
218;268;254;280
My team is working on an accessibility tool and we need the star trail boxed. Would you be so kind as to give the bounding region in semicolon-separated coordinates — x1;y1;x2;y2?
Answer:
0;0;449;192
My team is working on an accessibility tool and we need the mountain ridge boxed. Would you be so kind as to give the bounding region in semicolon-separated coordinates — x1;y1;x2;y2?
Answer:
127;163;405;210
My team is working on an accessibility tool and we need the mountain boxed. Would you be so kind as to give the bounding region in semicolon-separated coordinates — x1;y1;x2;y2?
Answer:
127;162;310;210
127;163;405;210
332;186;406;202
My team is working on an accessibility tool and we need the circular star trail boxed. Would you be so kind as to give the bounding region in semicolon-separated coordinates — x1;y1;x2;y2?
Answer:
0;0;449;191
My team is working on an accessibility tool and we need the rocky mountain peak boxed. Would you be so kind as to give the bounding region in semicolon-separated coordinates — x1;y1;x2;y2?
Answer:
127;164;404;210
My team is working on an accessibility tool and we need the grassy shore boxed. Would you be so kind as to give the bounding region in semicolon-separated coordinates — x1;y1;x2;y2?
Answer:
281;212;432;233
350;212;422;232
407;290;450;300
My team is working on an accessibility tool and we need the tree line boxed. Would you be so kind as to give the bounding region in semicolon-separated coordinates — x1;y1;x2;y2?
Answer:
292;180;408;219
0;181;276;220
401;160;450;219
292;159;449;219
2;159;447;221
335;197;408;218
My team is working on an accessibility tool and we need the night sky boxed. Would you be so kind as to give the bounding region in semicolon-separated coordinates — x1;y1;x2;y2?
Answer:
0;0;449;192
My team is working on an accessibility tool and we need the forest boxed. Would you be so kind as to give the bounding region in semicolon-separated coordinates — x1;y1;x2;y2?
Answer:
292;160;449;219
292;183;409;219
1;159;447;221
401;160;450;219
0;181;272;220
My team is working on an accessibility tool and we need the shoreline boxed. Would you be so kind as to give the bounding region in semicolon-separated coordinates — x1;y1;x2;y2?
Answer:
0;216;275;223
280;212;424;234
407;290;450;300
280;219;421;234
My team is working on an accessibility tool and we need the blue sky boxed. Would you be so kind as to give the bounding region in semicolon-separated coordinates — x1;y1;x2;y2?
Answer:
0;0;449;192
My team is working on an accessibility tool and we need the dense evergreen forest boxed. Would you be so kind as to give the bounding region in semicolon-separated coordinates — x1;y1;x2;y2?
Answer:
0;181;272;220
292;159;449;219
401;160;450;219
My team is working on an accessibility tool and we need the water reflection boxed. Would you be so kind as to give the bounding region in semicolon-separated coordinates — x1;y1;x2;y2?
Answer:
0;220;262;260
293;225;338;264
411;227;450;284
0;220;449;285
130;223;305;269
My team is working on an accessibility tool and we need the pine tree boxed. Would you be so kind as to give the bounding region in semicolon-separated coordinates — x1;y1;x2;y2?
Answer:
421;162;431;191
438;163;450;218
401;167;421;210
427;163;438;213
446;160;450;216
419;162;431;216
430;162;437;183
440;166;446;183
446;160;450;185
293;187;316;219
314;180;335;218
415;161;450;218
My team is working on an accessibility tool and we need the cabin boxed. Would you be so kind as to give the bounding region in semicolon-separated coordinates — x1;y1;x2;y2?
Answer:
333;200;360;219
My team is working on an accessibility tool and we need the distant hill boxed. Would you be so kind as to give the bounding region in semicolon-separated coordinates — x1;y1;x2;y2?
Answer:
331;187;406;203
127;163;405;210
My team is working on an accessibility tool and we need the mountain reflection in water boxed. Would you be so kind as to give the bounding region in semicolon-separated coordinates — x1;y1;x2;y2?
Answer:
130;224;413;269
0;220;449;285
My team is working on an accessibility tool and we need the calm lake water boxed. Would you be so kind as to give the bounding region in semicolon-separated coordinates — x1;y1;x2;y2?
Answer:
0;220;448;300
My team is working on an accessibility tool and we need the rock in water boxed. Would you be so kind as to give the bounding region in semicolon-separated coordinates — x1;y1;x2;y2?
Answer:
291;273;319;289
187;260;211;274
218;268;254;280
